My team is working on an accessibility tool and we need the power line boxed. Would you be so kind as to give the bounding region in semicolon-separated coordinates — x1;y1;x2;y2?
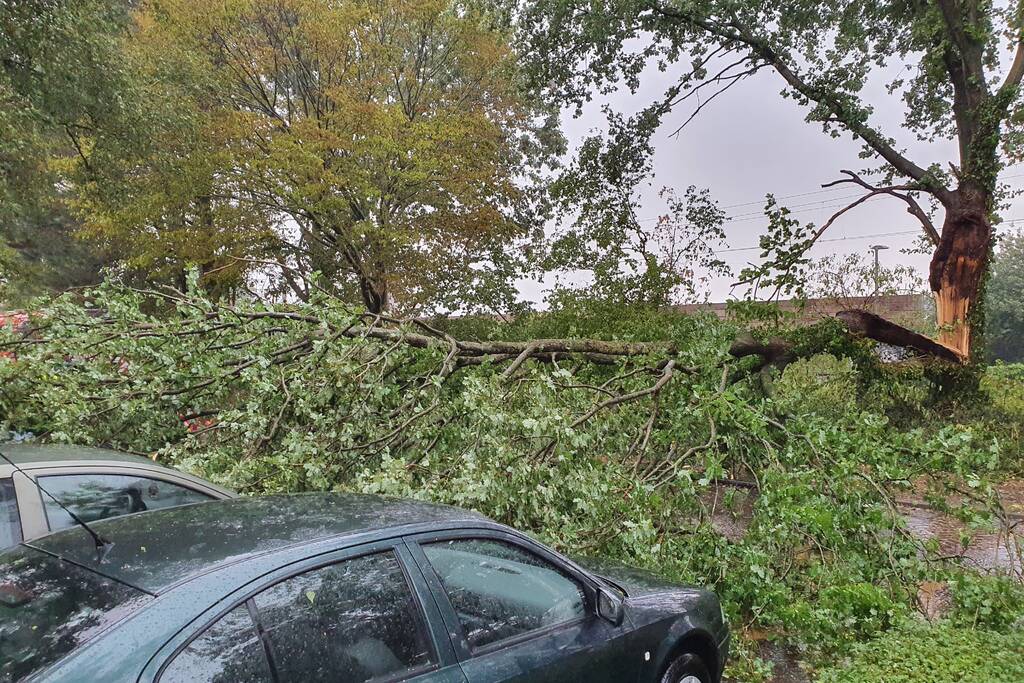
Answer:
636;172;1024;224
717;186;866;211
636;192;883;224
710;229;924;256
710;218;1023;256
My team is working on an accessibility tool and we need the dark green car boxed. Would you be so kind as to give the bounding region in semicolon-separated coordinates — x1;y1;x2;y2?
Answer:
0;493;728;683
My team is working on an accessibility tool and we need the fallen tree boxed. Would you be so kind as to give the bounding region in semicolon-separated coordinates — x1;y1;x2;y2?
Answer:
2;283;1021;680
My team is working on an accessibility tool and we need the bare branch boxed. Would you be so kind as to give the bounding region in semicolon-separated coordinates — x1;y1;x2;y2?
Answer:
822;170;940;245
669;61;766;137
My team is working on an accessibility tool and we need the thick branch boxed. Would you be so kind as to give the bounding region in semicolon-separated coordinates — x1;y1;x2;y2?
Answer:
821;170;940;245
648;3;950;200
128;307;689;371
836;309;964;363
728;332;794;373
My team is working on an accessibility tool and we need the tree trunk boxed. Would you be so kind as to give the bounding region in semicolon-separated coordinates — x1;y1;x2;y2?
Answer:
360;271;388;314
929;189;993;360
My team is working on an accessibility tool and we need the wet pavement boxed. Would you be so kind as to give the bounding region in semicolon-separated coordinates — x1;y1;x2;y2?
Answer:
897;478;1024;576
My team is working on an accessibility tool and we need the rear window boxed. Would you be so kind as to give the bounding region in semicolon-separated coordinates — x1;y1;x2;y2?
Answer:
0;546;149;682
0;480;20;549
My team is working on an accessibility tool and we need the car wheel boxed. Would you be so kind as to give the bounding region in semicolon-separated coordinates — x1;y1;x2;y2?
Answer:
660;652;712;683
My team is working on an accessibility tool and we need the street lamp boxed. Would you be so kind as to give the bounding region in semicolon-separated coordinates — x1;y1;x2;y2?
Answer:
869;244;890;294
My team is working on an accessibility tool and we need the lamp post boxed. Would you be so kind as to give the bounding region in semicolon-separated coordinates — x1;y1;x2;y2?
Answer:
869;244;890;294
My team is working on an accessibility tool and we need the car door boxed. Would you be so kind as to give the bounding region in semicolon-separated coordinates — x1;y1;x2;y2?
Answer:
406;530;636;683
150;541;468;683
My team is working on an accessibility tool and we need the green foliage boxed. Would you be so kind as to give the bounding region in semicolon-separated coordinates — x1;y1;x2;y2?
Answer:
3;284;1022;678
987;231;1024;362
0;207;107;305
774;354;858;419
815;622;1024;683
949;572;1024;631
0;0;129;300
0;0;132;212
72;0;561;312
983;364;1024;437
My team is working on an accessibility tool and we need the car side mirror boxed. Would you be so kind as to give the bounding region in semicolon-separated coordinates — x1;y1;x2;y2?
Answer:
596;586;624;626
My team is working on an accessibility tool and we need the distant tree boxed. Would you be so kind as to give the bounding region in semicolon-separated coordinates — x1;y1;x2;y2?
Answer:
0;0;129;301
519;0;1024;361
544;115;728;308
987;231;1024;363
0;208;111;305
77;0;561;314
805;253;925;303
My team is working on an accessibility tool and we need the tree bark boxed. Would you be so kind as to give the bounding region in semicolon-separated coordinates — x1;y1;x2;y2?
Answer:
929;189;993;360
360;271;389;315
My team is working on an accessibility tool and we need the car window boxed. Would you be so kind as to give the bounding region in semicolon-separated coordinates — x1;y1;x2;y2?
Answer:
160;604;272;683
38;473;213;531
252;550;434;682
0;545;149;683
0;479;21;548
421;538;587;650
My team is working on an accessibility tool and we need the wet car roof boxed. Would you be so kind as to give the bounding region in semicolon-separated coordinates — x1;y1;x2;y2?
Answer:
0;443;159;466
25;493;485;593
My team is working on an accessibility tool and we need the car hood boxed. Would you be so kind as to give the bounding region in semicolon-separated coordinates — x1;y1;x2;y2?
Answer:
573;556;691;597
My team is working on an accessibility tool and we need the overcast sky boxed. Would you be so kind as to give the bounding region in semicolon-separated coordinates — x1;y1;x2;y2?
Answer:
517;51;1024;305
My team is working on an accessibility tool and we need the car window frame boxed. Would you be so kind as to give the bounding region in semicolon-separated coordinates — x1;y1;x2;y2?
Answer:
404;528;599;659
36;470;217;532
150;539;451;683
12;464;227;538
0;475;24;547
153;599;275;683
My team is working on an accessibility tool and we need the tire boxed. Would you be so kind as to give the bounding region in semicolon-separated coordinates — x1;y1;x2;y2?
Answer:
660;653;713;683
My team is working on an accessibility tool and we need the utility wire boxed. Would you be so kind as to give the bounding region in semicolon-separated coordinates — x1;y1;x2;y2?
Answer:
709;219;1023;256
709;229;923;256
714;171;1024;211
635;172;1024;224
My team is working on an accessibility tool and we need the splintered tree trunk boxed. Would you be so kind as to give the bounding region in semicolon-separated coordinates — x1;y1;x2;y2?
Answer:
929;190;993;360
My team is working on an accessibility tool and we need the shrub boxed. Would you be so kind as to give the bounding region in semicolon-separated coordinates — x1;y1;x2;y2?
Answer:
815;621;1024;683
775;354;858;418
949;573;1024;630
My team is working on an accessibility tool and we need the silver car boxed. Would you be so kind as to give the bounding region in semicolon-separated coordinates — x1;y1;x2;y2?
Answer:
0;443;233;549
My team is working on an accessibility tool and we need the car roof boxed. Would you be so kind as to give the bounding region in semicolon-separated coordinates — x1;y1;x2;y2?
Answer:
0;443;159;467
25;492;487;594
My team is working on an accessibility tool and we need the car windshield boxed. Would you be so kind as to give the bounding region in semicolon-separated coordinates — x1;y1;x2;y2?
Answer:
0;545;149;682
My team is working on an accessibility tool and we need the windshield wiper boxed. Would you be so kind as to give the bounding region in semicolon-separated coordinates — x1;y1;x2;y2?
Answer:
0;448;113;560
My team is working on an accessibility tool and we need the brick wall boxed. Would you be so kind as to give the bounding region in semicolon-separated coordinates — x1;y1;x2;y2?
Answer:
674;293;933;328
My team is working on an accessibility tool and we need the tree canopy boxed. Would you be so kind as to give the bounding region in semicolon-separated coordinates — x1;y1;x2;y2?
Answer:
0;0;129;299
72;0;561;314
987;230;1024;362
519;0;1024;360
